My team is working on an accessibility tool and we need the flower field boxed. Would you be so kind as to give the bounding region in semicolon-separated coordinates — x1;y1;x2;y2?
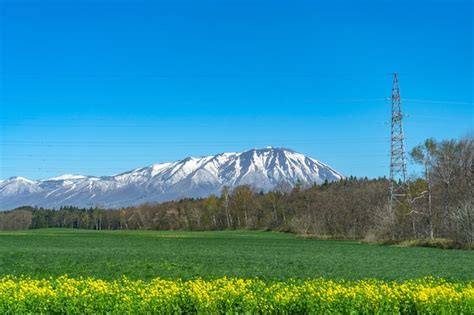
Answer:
0;276;472;314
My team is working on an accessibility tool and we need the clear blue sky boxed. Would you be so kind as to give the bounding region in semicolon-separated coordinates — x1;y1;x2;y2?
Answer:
0;0;472;180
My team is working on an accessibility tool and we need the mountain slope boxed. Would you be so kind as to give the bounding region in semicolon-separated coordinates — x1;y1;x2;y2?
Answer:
0;148;343;210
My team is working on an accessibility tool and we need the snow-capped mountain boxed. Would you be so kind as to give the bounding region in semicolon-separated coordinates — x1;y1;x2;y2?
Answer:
0;148;343;210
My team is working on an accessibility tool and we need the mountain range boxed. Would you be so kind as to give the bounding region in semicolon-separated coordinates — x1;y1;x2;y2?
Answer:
0;147;343;210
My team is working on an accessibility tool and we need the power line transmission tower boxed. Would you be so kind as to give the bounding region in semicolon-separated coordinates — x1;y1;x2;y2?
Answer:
389;73;408;211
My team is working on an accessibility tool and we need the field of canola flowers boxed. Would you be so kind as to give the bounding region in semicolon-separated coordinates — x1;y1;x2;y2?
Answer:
0;276;472;314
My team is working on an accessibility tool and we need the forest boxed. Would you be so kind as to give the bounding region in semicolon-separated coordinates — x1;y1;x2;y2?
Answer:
1;135;472;246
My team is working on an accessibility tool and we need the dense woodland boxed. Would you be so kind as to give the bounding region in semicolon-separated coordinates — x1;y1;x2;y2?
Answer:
1;135;472;245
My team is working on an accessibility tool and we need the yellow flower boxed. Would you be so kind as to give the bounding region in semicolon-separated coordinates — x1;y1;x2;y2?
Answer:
0;276;472;313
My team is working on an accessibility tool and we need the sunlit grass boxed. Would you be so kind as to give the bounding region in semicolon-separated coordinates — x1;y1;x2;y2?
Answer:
0;229;472;281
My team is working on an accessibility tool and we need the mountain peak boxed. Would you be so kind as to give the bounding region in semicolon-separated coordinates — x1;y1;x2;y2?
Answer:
7;176;35;183
0;148;343;210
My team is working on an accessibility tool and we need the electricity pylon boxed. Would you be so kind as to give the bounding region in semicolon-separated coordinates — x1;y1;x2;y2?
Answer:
389;73;408;211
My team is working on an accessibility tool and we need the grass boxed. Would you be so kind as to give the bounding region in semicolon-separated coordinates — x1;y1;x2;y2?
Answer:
0;229;472;281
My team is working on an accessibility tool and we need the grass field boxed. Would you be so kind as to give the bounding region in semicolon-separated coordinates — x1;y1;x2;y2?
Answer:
0;229;472;281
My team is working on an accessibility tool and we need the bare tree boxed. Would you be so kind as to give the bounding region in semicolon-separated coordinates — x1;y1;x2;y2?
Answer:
410;139;436;239
450;202;473;244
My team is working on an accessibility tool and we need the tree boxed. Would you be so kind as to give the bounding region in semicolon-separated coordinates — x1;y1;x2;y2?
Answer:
0;210;32;230
231;185;254;228
204;195;219;229
410;139;437;239
450;202;473;244
221;186;232;228
265;191;284;225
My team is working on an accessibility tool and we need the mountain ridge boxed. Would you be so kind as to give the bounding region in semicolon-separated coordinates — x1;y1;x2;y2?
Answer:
0;147;343;210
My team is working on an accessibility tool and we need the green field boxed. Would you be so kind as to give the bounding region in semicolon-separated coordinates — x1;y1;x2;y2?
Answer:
0;229;472;281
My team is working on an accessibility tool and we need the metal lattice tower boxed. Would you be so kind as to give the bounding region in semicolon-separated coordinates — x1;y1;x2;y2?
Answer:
389;73;408;209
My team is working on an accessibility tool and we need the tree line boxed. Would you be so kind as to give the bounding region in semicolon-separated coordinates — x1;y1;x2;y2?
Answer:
1;134;472;245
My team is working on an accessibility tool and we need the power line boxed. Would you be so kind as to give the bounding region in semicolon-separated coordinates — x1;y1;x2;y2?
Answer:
0;165;391;174
0;137;390;145
0;155;390;162
404;99;472;106
0;71;397;79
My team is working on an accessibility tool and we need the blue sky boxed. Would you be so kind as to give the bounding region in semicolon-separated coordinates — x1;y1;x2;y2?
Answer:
0;0;472;180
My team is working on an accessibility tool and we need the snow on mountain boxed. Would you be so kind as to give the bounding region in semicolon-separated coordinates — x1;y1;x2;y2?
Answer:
44;174;89;181
0;148;343;210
